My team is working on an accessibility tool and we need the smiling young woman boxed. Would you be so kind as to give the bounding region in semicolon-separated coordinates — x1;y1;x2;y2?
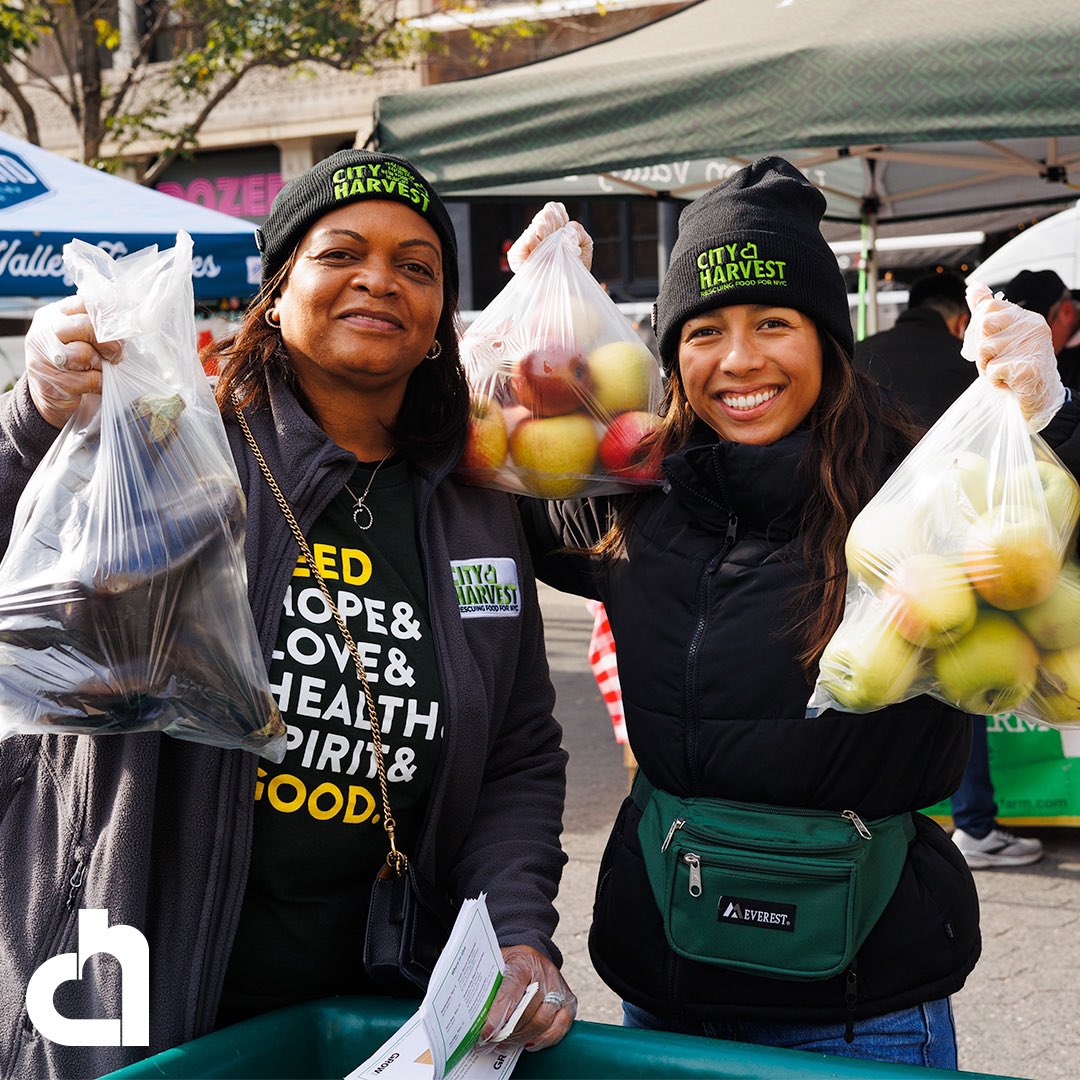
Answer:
514;157;1067;1070
677;304;823;446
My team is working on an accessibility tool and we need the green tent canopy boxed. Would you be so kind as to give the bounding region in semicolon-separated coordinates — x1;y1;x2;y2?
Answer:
373;0;1080;216
373;0;1080;328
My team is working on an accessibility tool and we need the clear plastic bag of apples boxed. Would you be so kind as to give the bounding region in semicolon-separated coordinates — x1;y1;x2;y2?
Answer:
808;375;1080;728
456;223;664;498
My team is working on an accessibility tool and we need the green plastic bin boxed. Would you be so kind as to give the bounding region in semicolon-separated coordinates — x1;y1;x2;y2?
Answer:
100;996;1017;1080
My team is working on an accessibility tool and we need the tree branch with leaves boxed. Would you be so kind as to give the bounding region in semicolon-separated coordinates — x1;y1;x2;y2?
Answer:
0;0;420;182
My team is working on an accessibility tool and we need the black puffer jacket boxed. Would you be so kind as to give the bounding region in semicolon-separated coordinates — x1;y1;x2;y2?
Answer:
522;426;981;1025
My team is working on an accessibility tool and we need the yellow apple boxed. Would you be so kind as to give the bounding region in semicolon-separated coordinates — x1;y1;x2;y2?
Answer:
1015;561;1080;650
817;604;923;712
844;501;921;585
934;611;1039;715
509;412;600;498
964;508;1061;610
1034;459;1080;535
458;397;508;481
883;553;977;648
1035;644;1080;725
585;340;657;417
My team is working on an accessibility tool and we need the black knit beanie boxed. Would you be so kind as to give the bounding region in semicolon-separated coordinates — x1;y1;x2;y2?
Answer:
256;150;458;292
652;156;852;373
1003;269;1068;319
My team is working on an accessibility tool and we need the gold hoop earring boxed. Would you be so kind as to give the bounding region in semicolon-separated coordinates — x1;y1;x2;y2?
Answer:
426;340;443;360
264;310;280;330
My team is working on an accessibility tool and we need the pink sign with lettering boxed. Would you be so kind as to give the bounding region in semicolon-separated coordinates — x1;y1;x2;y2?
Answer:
157;173;284;218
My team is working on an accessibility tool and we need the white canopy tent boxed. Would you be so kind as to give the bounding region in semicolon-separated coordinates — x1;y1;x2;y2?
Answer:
967;203;1080;290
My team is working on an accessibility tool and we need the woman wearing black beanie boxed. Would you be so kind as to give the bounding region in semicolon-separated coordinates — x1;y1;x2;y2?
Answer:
520;157;1080;1069
0;149;574;1079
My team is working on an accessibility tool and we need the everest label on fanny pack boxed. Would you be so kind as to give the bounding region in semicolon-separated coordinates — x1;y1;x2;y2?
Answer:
716;895;796;932
635;777;914;981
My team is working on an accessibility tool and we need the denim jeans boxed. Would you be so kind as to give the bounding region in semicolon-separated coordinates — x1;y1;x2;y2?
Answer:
622;997;957;1070
951;716;998;839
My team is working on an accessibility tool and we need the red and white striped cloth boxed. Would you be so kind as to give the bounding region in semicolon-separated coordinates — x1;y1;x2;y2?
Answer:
586;599;626;744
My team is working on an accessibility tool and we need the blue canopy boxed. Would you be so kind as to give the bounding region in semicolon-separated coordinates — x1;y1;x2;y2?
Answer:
0;130;260;300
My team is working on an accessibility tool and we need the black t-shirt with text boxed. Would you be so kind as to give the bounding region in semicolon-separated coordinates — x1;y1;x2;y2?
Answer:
219;458;442;1024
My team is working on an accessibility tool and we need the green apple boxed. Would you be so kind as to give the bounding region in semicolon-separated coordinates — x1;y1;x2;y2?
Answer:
1035;644;1080;725
509;412;600;498
1015;561;1080;650
458;397;508;481
884;553;977;648
1034;459;1080;535
944;450;1000;522
585;340;657;416
844;501;921;585
964;508;1061;610
817;605;923;711
934;611;1039;714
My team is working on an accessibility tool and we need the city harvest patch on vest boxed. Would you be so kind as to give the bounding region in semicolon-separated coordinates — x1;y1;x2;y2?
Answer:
331;161;430;212
696;241;788;297
717;894;796;932
451;557;521;619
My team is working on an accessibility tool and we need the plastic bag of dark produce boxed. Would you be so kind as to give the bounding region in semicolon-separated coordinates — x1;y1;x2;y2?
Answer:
0;232;285;760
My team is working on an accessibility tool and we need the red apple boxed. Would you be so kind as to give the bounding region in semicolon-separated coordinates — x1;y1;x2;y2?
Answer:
509;342;591;417
598;411;662;482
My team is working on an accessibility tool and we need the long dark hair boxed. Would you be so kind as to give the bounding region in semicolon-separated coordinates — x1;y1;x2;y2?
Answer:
211;253;469;461
594;332;920;676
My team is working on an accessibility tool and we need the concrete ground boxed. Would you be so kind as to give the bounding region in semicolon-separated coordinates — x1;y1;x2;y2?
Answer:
538;582;1080;1080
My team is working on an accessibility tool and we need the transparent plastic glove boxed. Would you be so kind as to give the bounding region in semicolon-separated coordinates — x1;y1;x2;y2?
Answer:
508;201;593;273
479;944;576;1051
963;281;1066;432
24;296;122;428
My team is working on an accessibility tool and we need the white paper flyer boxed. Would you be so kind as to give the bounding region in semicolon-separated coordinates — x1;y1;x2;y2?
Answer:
344;894;529;1080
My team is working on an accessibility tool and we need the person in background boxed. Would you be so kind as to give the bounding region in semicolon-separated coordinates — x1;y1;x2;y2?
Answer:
514;158;1080;1069
857;270;1044;870
0;150;573;1080
1004;268;1080;388
854;270;974;428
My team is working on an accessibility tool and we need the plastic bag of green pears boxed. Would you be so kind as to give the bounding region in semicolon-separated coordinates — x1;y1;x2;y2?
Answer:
807;373;1080;729
456;223;664;498
0;232;286;759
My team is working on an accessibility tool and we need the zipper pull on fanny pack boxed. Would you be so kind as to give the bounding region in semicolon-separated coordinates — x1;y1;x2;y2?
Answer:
661;817;686;852
843;810;873;840
683;853;702;897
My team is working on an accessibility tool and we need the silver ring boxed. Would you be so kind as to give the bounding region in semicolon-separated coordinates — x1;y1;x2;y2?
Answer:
51;352;68;370
542;991;565;1008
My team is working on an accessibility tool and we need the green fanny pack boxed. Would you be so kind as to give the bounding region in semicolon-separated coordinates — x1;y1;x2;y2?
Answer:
633;774;915;981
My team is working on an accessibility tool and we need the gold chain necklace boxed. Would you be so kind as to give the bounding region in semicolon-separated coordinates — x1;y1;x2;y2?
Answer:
233;401;405;873
343;450;393;531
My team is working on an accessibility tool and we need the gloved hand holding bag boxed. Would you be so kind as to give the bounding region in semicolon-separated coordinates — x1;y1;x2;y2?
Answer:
0;233;285;758
457;204;663;499
808;287;1080;728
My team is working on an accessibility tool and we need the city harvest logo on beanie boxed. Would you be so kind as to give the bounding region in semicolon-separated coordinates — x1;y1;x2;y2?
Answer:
330;158;431;212
652;156;852;373
256;149;458;291
697;241;788;295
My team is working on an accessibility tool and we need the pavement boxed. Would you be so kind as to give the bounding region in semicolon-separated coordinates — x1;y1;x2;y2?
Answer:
537;582;1080;1080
